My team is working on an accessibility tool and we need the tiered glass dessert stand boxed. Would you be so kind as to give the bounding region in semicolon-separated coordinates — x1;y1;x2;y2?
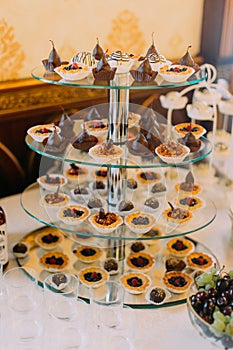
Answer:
19;66;219;308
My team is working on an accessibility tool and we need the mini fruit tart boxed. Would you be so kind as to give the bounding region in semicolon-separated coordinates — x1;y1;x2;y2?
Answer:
137;171;161;185
40;251;69;272
89;139;123;163
173;122;206;139
120;272;151;294
163;271;193;294
82;119;108;136
159;65;195;83
79;266;109;287
27;124;61;142
126;252;155;272
35;230;64;250
37;174;67;191
54;62;91;81
163;202;192;224
145;286;171;305
64;163;89;184
175;195;204;210
101;257;119;275
73;245;102;263
186;252;213;270
92;167;108;181
175;171;201;195
155;140;190;164
167;237;195;257
125;211;156;234
89;208;123;234
40;192;70;207
57;205;90;226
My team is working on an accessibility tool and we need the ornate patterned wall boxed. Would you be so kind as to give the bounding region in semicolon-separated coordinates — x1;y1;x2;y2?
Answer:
0;0;204;81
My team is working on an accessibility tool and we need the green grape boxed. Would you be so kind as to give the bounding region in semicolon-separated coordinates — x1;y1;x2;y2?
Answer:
205;280;215;290
213;311;226;323
209;267;217;275
196;272;212;287
228;270;233;278
211;319;226;333
225;324;233;336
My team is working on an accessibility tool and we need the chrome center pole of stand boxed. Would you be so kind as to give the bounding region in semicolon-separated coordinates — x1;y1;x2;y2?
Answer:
106;74;129;262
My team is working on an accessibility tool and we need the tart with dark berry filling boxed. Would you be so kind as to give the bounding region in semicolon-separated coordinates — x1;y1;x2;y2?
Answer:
120;272;151;294
79;267;109;287
89;208;123;233
35;231;63;250
163;202;192;224
40;252;69;271
126;252;155;272
65;163;88;183
137;171;161;185
73;245;102;263
163;271;192;293
92;168;108;181
175;195;203;210
186;252;213;270
174;122;206;138
84;119;108;135
125;211;156;234
167;237;195;257
58;205;90;225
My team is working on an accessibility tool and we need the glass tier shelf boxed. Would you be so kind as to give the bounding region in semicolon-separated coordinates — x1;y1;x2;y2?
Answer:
20;182;217;241
32;66;206;90
16;226;220;308
25;129;212;170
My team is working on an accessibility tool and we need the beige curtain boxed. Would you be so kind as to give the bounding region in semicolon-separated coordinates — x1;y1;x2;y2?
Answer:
220;0;233;57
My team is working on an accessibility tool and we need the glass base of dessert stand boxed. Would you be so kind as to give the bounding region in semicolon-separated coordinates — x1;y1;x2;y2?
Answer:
16;225;220;309
19;180;218;309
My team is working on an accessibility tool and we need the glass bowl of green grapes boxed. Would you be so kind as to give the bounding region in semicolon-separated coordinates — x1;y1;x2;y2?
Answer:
187;267;233;349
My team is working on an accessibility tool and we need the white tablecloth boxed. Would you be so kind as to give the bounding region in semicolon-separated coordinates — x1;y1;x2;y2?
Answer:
0;187;232;350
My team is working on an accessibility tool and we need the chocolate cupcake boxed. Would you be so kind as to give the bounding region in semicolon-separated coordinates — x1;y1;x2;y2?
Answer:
72;126;98;152
165;257;186;272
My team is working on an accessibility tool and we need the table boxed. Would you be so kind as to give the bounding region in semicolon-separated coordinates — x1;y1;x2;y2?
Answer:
0;185;232;350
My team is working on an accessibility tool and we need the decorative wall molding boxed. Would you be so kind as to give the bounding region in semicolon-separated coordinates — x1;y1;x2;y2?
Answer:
0;79;106;119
